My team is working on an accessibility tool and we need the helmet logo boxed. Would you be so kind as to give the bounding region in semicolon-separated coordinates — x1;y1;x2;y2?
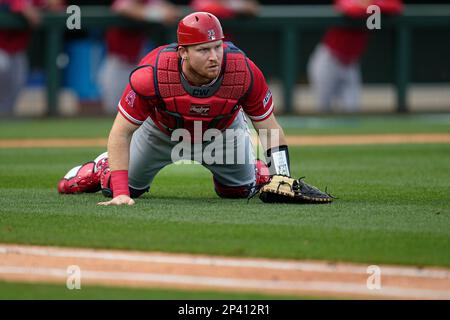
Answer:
207;29;216;41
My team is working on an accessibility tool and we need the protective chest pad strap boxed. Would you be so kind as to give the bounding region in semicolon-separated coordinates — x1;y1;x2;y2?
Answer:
155;42;252;100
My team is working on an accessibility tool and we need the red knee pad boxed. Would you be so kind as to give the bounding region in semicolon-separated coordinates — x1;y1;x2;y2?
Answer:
58;162;101;194
58;152;109;195
255;159;271;186
98;158;113;198
213;160;271;199
213;178;251;199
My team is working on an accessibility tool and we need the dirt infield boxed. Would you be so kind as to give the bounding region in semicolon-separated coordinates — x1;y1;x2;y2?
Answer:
1;133;450;148
0;244;449;299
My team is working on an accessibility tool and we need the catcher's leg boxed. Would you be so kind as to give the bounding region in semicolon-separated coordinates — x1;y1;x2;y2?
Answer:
255;159;271;186
307;43;341;112
212;160;270;198
338;62;361;112
98;55;133;115
213;178;252;198
58;151;151;198
0;50;27;116
203;111;271;198
58;151;108;194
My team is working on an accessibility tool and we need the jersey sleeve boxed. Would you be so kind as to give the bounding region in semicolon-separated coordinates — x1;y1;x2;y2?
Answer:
117;84;152;126
240;58;274;122
9;0;27;12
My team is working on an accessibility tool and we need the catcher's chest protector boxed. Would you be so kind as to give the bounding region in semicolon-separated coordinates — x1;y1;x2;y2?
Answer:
154;42;253;136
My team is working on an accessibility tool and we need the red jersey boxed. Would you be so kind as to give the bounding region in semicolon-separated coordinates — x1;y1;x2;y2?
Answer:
117;42;274;134
105;28;146;64
106;0;164;63
335;0;403;18
323;27;369;65
0;0;46;54
190;0;236;19
327;0;403;64
189;0;252;43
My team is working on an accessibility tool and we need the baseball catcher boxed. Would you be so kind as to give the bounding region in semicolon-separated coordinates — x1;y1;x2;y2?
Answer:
58;12;333;206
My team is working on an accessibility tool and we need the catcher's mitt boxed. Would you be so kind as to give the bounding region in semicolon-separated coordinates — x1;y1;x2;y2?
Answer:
256;175;334;204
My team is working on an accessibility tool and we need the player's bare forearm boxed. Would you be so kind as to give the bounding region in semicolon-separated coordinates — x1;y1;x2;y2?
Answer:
44;0;65;11
252;113;288;151
96;113;138;206
21;4;41;26
227;0;260;16
113;0;180;24
112;1;149;21
107;113;139;172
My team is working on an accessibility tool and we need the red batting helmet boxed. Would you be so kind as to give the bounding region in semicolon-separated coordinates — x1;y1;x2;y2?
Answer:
177;12;224;46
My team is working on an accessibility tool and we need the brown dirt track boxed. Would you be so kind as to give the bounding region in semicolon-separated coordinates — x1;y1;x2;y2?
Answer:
1;133;450;148
1;134;449;299
0;244;449;299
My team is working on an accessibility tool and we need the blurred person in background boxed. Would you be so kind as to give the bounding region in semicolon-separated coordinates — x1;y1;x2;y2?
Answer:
98;0;181;115
0;0;64;117
190;0;259;42
190;0;259;19
307;0;403;113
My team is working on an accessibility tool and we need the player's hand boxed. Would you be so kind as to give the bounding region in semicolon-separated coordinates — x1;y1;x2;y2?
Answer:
97;195;135;206
22;6;41;27
162;5;181;25
241;0;260;16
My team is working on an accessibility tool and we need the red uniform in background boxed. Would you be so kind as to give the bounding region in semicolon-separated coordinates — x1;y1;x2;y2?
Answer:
106;0;164;64
0;0;63;116
190;0;236;19
328;0;404;65
335;0;403;18
189;0;259;43
307;0;404;112
323;27;369;66
98;0;180;114
0;0;48;53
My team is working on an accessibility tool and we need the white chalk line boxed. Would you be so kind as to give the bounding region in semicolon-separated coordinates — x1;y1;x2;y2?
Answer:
0;244;449;279
2;133;450;149
0;266;449;300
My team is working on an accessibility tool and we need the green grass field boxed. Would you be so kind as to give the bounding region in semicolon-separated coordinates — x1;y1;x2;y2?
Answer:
0;114;449;299
0;281;302;300
1;114;449;138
